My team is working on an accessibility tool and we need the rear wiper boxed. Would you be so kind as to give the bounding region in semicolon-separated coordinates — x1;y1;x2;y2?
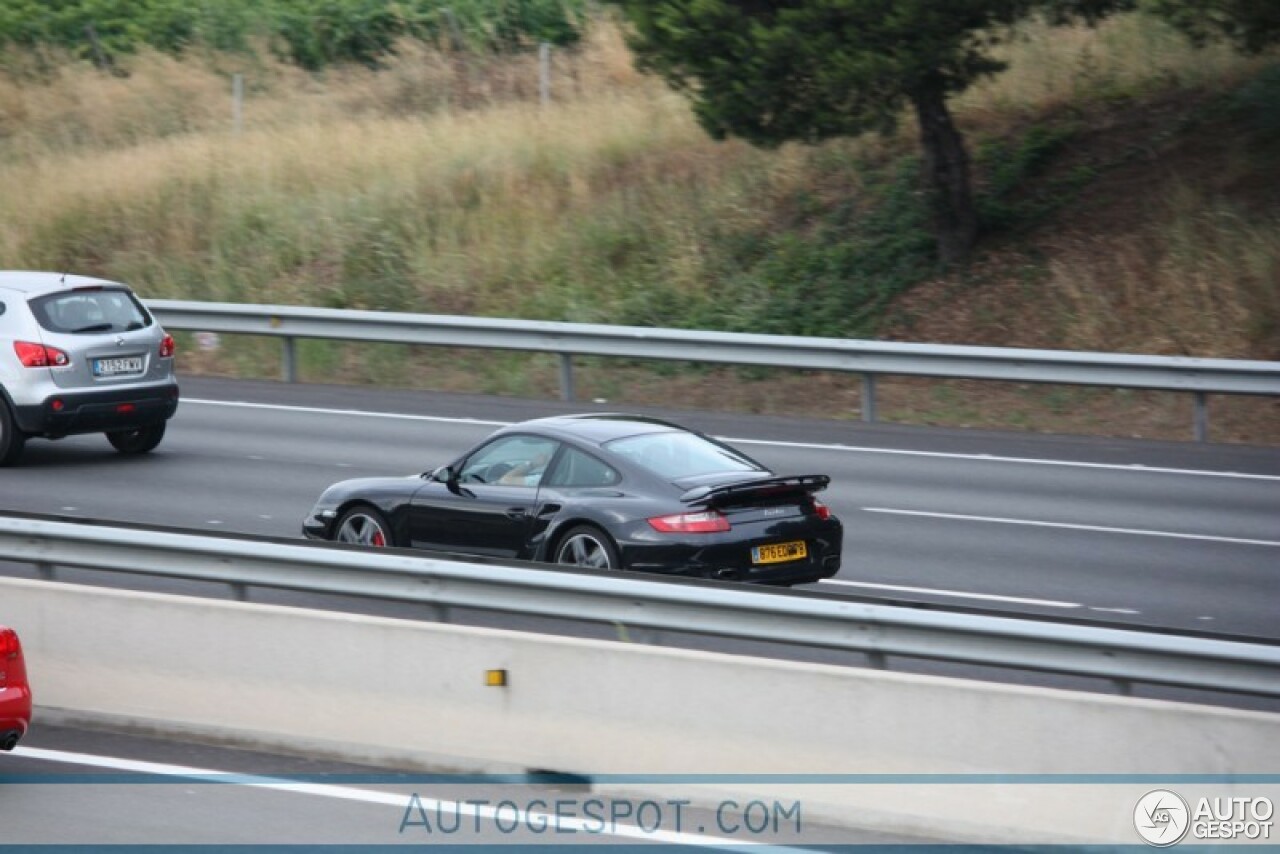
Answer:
70;323;114;333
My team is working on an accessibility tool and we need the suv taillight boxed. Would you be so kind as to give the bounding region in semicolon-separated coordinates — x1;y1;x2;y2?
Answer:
159;335;175;358
14;341;69;367
812;499;831;521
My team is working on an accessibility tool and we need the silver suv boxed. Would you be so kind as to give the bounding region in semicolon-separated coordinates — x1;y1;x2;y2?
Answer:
0;271;178;466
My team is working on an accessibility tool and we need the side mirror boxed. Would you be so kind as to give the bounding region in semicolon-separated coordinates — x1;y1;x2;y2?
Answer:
429;465;456;483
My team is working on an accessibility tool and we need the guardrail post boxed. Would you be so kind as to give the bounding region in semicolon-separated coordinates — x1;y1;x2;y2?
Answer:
1193;392;1209;442
282;337;297;383
559;354;575;402
861;373;878;423
36;562;55;581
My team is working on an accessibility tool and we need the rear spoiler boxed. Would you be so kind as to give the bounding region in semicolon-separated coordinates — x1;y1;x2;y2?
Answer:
680;474;830;505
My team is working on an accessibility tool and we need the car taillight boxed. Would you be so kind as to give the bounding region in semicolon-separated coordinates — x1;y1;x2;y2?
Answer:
159;335;175;358
647;510;731;533
812;499;831;521
0;629;20;659
14;341;69;367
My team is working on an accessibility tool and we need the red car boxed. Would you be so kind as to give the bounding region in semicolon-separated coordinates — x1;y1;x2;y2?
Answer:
0;625;31;750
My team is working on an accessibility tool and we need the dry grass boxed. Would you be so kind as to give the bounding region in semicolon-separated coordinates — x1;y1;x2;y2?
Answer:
0;23;648;153
1045;194;1280;359
958;12;1258;123
0;34;725;307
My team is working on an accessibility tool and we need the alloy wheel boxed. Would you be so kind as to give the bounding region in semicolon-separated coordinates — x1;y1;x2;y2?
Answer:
556;532;614;569
335;513;388;547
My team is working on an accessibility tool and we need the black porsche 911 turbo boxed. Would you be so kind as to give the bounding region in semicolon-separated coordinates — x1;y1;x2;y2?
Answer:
302;413;842;585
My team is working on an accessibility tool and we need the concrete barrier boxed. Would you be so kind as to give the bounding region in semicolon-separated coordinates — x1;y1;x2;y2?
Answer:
5;577;1278;844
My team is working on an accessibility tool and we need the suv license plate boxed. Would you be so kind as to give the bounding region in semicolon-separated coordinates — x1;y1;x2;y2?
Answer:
751;540;807;565
93;356;144;377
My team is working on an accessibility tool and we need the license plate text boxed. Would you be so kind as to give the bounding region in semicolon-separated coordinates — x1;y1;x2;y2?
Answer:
751;540;807;564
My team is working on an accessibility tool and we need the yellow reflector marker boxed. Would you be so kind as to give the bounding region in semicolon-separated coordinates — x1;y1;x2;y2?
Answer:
485;669;508;687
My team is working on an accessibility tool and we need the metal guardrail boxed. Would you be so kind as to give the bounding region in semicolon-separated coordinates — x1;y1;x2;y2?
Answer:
147;300;1280;442
3;514;1278;698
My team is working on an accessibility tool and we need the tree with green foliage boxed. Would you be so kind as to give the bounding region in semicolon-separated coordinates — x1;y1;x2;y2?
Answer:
603;0;1137;263
1145;0;1280;54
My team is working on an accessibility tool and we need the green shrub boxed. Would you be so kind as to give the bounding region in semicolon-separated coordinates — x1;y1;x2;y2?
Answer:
0;0;589;69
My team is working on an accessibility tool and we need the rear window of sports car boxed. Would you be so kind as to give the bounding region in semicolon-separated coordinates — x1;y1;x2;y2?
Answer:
604;431;762;479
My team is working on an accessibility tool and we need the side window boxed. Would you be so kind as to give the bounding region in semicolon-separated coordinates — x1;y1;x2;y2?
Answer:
457;435;559;488
545;446;621;488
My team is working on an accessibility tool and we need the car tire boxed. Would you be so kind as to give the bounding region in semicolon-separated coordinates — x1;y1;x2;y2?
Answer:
333;506;394;548
106;422;166;455
553;525;620;571
0;402;26;467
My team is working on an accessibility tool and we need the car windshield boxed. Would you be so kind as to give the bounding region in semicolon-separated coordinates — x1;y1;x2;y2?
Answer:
604;431;763;479
29;288;151;334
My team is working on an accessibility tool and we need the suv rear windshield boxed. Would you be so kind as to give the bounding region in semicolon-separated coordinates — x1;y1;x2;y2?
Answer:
29;288;152;334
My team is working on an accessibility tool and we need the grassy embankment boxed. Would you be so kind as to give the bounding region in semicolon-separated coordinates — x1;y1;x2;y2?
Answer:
0;15;1276;441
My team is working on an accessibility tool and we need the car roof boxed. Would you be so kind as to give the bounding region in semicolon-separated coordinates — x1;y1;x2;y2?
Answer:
0;270;126;298
511;413;689;445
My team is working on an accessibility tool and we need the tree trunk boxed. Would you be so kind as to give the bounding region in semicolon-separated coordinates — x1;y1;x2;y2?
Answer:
912;83;978;264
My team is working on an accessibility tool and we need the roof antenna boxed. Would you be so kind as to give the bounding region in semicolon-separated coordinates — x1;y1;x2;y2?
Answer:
60;272;66;284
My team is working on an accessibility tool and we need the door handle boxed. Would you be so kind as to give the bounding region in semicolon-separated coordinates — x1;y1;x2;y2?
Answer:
505;507;529;520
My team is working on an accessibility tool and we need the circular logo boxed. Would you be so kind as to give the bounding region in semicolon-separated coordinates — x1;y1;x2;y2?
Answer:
1135;790;1190;847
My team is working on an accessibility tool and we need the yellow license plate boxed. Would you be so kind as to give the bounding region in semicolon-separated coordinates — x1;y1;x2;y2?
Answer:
751;540;807;565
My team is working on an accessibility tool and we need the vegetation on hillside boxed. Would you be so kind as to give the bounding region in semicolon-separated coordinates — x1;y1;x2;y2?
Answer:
604;0;1148;264
0;7;1276;438
0;0;588;68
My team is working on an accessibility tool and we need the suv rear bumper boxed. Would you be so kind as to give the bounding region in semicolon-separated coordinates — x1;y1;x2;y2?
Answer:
12;382;179;437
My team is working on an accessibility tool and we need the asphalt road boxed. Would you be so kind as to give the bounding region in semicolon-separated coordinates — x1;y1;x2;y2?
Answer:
3;376;1277;639
3;378;1278;845
0;724;933;848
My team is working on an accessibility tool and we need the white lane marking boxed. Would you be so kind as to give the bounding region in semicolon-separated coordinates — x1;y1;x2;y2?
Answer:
864;507;1280;547
184;398;507;427
182;398;1280;482
724;437;1280;482
1088;607;1142;615
818;579;1082;609
12;747;804;851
